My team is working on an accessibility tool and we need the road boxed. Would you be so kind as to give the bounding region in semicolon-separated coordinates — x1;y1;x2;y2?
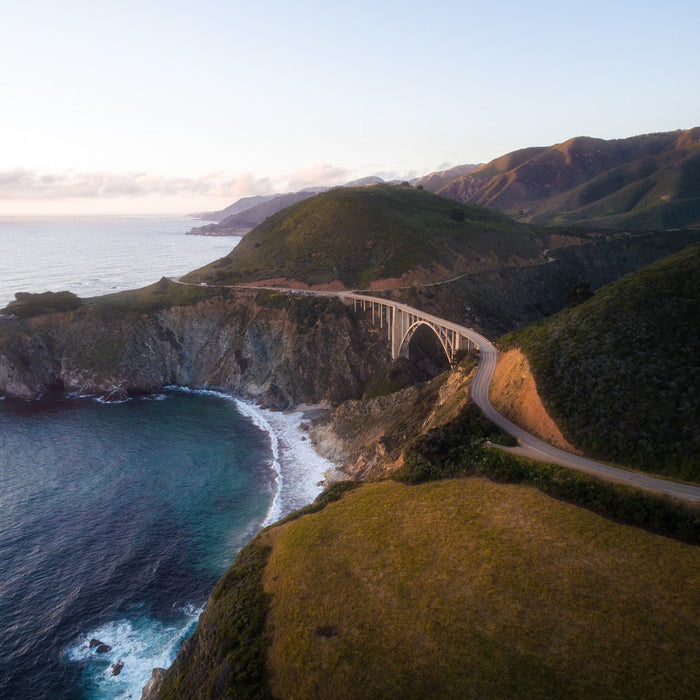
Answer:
172;278;700;503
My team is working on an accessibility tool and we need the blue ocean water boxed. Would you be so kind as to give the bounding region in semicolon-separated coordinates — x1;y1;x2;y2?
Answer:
0;391;275;698
0;218;334;698
0;215;236;309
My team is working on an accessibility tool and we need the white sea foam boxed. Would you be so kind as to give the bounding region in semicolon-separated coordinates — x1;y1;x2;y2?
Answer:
233;399;283;526
139;393;168;401
164;387;335;524
94;396;133;405
66;608;202;700
66;391;97;399
235;399;334;522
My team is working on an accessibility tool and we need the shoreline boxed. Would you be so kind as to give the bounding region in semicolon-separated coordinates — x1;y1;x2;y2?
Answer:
0;386;342;699
136;392;343;697
161;386;342;524
234;398;342;525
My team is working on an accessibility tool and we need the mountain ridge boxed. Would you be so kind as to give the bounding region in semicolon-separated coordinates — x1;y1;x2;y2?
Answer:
190;128;700;237
438;128;700;229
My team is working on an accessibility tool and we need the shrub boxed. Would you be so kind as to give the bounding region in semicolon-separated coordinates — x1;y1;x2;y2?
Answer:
4;290;83;317
393;405;700;543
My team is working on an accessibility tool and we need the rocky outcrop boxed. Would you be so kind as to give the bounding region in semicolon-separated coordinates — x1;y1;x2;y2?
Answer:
89;638;111;653
0;291;391;408
140;668;167;700
310;361;475;480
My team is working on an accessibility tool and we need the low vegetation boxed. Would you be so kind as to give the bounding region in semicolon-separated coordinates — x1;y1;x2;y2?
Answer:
396;404;699;543
184;184;549;288
501;243;700;481
254;290;347;329
0;279;222;322
261;478;700;699
2;290;83;318
84;277;221;319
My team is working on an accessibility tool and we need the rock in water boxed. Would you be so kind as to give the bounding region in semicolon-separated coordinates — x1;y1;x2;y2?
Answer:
111;660;124;676
89;638;112;653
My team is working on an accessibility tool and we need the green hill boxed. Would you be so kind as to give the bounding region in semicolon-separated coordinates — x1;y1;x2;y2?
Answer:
183;184;549;288
159;478;700;699
502;243;700;480
439;128;700;230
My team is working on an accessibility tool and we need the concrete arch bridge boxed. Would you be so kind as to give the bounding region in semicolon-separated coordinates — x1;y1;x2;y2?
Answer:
340;293;482;363
169;279;700;502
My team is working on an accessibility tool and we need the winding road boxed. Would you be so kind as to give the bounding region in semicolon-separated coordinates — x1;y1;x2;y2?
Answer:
173;278;700;503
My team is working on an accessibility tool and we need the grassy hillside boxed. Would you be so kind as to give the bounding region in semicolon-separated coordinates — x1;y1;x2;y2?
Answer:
263;479;699;699
439;128;700;230
161;477;700;699
183;184;548;288
501;243;700;480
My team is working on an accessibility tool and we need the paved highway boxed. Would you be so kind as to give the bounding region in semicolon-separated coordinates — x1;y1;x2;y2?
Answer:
172;279;700;503
326;291;700;502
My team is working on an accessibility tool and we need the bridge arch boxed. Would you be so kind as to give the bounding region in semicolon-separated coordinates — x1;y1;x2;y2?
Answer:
347;294;476;363
397;320;454;364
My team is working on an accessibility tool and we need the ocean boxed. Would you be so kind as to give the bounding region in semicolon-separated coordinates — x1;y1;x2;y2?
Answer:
0;217;333;698
0;215;234;309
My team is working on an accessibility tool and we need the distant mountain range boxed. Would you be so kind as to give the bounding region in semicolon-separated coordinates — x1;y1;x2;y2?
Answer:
192;191;323;235
191;128;700;235
438;128;700;230
411;163;482;192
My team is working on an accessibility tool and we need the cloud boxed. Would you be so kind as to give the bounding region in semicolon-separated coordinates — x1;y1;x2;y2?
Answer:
0;161;427;206
0;168;286;201
273;161;352;192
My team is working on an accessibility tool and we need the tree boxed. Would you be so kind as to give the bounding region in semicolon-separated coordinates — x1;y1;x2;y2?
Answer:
566;281;594;307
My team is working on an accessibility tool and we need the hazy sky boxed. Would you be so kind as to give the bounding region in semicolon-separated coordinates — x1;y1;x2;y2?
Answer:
2;0;698;214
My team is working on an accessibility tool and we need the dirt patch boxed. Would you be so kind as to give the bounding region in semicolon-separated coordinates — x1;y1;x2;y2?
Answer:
236;277;348;291
489;349;577;452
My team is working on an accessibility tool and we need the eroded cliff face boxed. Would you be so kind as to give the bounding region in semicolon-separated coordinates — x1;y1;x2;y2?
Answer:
310;360;476;480
0;291;391;408
488;349;577;452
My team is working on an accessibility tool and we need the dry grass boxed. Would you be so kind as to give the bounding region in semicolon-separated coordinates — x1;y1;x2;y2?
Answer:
262;478;700;699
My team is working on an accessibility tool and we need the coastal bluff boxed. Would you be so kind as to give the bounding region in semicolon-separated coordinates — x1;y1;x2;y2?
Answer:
0;285;391;408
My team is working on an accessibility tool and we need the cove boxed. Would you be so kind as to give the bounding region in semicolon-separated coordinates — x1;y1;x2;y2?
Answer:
0;390;276;699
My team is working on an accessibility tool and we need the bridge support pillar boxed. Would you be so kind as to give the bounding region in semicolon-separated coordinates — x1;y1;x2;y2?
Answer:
391;306;403;360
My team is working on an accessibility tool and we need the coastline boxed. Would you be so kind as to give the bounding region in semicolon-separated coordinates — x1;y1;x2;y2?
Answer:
18;387;341;700
134;391;342;695
233;398;342;525
163;387;341;525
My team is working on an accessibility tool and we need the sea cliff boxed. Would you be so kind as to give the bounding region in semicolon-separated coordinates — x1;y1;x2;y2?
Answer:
0;287;392;407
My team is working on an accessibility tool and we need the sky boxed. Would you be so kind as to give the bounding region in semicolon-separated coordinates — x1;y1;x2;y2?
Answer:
1;0;698;215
